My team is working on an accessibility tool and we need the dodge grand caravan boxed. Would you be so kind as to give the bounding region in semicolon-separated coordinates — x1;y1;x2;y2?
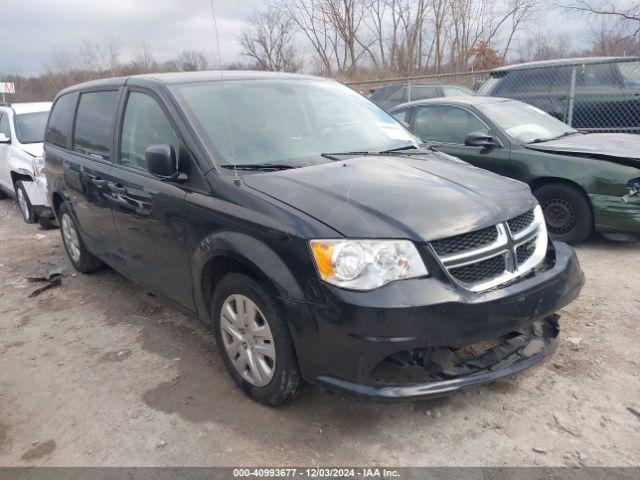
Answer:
45;72;584;405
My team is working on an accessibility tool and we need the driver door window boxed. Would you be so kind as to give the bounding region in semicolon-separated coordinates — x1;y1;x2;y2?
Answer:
413;105;489;144
120;91;180;173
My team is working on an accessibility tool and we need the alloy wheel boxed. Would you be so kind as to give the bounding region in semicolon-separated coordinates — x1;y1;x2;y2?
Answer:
219;294;276;387
61;213;82;263
17;187;30;221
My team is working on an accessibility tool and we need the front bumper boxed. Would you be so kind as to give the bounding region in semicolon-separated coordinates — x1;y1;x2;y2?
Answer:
591;193;640;235
290;242;584;401
22;176;53;218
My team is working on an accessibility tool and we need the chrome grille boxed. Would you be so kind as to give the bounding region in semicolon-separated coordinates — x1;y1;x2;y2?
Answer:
507;209;535;235
429;206;548;292
516;238;537;264
431;226;498;256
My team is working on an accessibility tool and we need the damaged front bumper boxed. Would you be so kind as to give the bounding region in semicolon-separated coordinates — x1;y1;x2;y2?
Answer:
591;193;640;235
317;315;558;401
292;241;583;401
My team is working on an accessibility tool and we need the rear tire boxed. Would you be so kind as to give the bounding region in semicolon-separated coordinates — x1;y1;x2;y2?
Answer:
211;273;305;405
534;183;592;244
15;181;37;224
58;203;103;273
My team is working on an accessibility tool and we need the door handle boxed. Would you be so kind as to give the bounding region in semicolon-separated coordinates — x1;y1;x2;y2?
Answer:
91;178;107;187
109;183;127;194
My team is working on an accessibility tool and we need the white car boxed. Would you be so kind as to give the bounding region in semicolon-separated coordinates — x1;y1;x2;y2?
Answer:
0;102;54;227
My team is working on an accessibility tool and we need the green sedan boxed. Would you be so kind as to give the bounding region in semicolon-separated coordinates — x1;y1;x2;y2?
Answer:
390;96;640;243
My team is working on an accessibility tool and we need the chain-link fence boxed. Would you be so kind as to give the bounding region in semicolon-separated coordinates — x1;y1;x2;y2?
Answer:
346;57;640;134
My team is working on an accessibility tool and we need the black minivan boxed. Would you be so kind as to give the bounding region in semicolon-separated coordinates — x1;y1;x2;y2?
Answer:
45;72;584;405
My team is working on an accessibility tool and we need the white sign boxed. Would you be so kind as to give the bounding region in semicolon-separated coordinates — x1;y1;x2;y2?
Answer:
0;82;15;94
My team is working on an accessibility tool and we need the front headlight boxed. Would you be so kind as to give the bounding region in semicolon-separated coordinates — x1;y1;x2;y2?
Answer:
32;156;45;177
309;239;428;290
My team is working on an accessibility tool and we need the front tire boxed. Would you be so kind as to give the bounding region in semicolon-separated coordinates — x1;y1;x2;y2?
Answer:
211;273;304;405
15;181;37;224
58;203;103;273
534;183;592;244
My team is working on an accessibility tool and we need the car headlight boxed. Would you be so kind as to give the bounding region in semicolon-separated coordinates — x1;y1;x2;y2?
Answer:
309;239;428;290
33;156;45;177
624;178;640;202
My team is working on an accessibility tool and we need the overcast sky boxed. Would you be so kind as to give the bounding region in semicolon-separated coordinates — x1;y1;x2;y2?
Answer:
1;0;262;75
1;0;591;76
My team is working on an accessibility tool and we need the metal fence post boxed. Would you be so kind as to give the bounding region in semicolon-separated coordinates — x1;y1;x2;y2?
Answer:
566;66;577;127
407;80;412;102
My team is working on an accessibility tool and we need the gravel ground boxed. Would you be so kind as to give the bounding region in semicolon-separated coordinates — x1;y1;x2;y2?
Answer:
0;197;639;467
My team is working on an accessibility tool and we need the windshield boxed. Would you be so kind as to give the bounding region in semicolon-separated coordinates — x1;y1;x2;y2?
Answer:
15;112;49;144
172;79;420;167
618;60;640;88
477;100;576;143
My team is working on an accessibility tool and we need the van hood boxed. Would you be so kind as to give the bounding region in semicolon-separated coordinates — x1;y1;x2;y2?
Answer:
18;143;44;157
525;133;640;167
243;154;536;241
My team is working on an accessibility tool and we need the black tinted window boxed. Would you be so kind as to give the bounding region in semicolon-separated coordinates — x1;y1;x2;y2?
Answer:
413;105;489;144
46;94;75;148
411;85;438;100
388;86;406;102
497;67;571;95
73;91;119;160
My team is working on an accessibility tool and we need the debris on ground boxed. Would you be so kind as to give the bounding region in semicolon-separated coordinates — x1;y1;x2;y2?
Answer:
627;406;640;419
532;447;547;454
552;413;582;437
566;337;583;351
28;276;62;298
25;262;63;298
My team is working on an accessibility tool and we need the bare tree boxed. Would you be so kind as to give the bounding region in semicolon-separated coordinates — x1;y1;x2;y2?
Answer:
241;4;301;72
565;1;640;37
175;50;210;71
501;0;540;60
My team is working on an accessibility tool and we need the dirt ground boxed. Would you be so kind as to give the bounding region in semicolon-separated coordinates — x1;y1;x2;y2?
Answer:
0;196;639;467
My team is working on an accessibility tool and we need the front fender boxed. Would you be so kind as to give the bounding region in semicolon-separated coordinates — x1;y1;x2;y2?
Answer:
191;231;304;321
9;151;35;181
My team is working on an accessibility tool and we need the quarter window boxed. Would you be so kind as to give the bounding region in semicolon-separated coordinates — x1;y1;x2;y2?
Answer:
73;91;119;160
119;92;180;173
46;93;75;148
413;105;490;144
392;109;409;123
0;113;11;140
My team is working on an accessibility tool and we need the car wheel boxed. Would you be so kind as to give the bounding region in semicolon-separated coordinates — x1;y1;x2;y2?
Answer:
58;203;103;273
15;181;37;224
534;183;592;244
211;273;305;405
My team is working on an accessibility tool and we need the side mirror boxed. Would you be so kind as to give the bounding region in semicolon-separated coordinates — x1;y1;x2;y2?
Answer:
465;132;500;149
0;133;10;143
145;144;177;177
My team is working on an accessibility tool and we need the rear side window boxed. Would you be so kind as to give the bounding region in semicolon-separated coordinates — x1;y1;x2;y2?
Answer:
410;85;438;100
73;90;119;160
46;94;75;148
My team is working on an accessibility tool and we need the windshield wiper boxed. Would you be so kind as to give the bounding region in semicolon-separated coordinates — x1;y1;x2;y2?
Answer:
221;163;295;171
321;143;437;161
381;141;441;153
529;131;578;144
